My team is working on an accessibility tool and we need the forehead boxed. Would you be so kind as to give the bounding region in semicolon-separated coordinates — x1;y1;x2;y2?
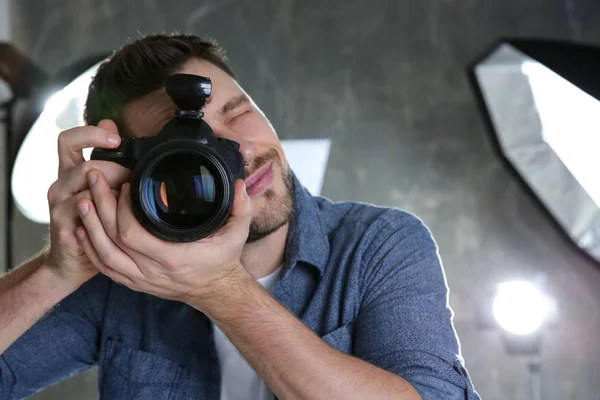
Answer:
122;59;242;137
177;59;241;100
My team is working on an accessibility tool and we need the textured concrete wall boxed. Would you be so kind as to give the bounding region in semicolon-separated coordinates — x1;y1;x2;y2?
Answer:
7;1;600;399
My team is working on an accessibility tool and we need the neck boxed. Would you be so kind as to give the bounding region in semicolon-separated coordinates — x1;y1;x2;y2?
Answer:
240;223;289;279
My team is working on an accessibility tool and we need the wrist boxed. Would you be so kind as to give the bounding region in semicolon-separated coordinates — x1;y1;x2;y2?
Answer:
37;263;88;292
39;250;92;290
186;263;253;313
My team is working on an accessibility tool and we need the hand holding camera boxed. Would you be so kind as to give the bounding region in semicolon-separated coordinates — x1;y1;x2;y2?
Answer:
71;74;253;302
44;120;130;284
91;74;245;242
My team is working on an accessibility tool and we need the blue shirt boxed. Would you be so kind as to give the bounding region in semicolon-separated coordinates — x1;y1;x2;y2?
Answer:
1;176;480;400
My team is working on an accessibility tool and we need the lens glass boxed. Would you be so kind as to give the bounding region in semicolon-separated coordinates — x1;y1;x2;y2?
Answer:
141;153;222;228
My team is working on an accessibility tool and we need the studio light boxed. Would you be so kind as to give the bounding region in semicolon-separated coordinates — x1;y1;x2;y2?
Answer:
12;63;99;224
477;279;556;400
468;38;600;265
492;280;553;336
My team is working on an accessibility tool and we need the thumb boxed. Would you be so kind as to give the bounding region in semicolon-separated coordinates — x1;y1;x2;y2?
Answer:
210;179;252;240
230;179;252;218
97;119;120;136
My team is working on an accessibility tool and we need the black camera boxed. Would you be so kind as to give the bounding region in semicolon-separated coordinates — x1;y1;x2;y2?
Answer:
90;74;245;242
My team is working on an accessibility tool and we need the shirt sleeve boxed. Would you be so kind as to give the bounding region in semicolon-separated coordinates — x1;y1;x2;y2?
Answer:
355;211;480;400
0;274;110;399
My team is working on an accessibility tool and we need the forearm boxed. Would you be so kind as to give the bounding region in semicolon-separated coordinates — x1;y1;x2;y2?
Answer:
192;272;421;400
0;252;82;355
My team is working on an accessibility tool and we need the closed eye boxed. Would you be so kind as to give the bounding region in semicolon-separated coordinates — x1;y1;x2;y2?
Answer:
229;109;252;123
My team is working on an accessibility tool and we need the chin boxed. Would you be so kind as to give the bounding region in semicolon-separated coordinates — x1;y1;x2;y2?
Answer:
246;172;295;244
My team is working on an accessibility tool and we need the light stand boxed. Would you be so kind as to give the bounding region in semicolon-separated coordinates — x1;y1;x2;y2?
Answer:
503;333;544;400
0;44;110;271
528;356;542;400
0;42;49;271
0;98;15;271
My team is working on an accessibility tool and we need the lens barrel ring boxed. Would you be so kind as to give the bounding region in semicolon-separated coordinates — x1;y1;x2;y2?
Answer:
130;140;236;242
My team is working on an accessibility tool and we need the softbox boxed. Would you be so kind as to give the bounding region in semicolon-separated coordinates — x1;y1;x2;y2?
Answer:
469;38;600;263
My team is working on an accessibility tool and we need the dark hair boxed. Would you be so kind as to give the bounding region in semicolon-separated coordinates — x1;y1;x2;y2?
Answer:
84;34;235;135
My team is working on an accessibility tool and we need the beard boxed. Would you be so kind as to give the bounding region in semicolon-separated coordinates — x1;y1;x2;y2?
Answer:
246;148;295;244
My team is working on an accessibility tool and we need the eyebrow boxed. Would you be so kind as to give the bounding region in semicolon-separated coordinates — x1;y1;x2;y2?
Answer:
220;94;250;115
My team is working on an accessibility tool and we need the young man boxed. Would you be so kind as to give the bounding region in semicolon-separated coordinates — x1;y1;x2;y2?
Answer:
0;34;479;399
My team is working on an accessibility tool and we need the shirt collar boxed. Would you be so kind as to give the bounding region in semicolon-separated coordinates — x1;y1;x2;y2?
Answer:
283;174;330;277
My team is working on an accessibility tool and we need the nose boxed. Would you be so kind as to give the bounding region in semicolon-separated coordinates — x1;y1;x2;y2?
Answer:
213;127;256;169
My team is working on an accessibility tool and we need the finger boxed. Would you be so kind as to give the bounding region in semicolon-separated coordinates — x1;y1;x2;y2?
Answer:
97;119;120;135
49;189;120;259
116;183;170;255
49;160;130;205
57;124;121;174
210;179;252;240
87;169;119;238
51;188;120;228
230;179;252;218
77;198;144;280
75;227;135;286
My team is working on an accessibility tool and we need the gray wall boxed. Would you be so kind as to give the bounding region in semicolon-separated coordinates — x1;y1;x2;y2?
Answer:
7;0;600;399
0;0;10;275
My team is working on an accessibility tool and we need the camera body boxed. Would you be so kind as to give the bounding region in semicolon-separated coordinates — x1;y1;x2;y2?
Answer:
91;74;245;242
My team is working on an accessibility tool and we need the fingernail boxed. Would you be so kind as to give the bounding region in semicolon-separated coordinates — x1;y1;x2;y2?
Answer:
78;202;89;216
242;181;248;197
107;133;121;145
87;171;97;186
76;228;86;241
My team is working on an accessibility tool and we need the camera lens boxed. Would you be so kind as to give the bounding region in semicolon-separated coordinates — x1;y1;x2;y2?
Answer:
139;152;224;229
129;140;237;243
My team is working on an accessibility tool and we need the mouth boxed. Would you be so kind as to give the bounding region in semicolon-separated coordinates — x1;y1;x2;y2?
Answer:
245;162;274;197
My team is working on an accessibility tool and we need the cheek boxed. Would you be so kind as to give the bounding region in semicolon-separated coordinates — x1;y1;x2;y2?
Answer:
275;157;291;185
235;113;277;140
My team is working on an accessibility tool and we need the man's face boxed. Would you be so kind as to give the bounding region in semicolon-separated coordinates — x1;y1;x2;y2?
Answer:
122;59;295;243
